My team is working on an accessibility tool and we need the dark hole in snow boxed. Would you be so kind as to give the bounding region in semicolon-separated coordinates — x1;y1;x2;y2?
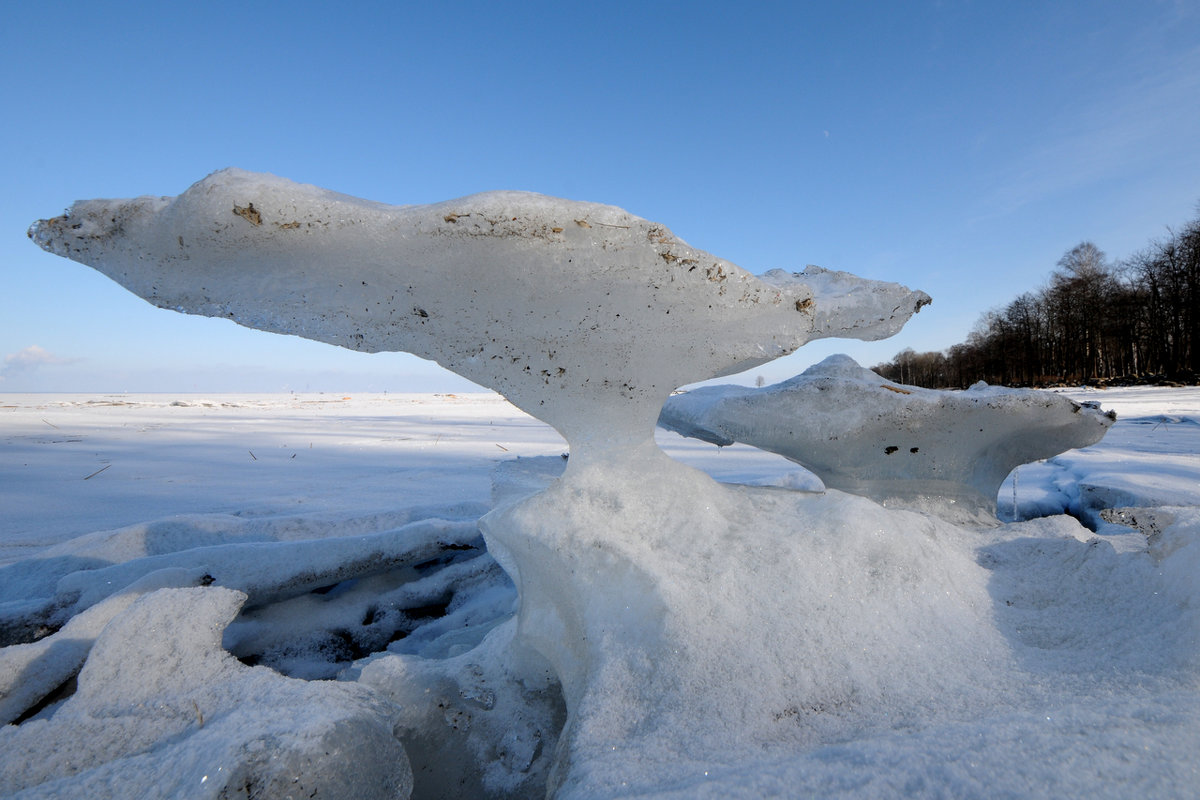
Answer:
329;629;371;661
0;618;63;648
309;578;358;597
910;447;919;454
13;674;77;725
413;542;481;574
404;600;452;620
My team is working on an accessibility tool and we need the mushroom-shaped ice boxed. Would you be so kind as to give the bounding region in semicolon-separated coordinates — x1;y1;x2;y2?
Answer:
659;354;1116;520
30;169;929;458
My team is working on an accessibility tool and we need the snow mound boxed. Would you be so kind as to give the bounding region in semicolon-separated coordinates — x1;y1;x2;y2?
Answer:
660;354;1114;522
0;587;411;799
30;169;928;457
482;446;1015;796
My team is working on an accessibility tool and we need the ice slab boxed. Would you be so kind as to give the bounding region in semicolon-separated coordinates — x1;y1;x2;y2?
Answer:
0;567;207;725
30;169;929;457
1;512;484;647
660;354;1115;521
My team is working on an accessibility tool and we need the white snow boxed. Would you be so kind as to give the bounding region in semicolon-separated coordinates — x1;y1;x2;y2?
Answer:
1;388;1198;797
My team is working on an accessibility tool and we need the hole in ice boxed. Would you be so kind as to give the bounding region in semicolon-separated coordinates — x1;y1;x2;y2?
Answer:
225;550;514;679
12;674;77;725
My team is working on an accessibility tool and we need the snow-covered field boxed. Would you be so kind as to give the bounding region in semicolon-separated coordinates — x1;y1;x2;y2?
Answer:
2;386;1199;798
0;393;807;565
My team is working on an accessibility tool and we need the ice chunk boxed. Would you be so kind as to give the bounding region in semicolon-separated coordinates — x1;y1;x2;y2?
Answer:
659;354;1115;522
0;567;207;725
30;170;928;458
0;587;411;799
353;619;566;799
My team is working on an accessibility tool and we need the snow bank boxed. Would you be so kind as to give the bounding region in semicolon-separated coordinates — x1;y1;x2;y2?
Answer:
660;354;1114;522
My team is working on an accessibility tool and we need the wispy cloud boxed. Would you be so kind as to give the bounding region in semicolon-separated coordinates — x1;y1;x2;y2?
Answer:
976;42;1200;222
0;345;77;381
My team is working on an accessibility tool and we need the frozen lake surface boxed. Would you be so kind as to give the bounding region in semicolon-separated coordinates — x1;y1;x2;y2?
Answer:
0;392;811;563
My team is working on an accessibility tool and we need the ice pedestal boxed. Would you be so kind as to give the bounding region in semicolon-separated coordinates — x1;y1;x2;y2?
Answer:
29;173;953;796
482;447;1012;796
660;355;1116;523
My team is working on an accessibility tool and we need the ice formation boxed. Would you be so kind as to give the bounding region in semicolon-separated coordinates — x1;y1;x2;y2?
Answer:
659;354;1116;521
23;174;1197;797
29;168;929;458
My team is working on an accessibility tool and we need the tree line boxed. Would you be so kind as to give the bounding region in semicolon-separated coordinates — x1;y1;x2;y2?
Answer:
872;208;1200;388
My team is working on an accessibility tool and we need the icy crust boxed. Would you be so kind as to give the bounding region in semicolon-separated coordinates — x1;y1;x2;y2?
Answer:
1;514;483;646
29;169;929;454
0;587;412;799
659;354;1115;522
481;448;1015;796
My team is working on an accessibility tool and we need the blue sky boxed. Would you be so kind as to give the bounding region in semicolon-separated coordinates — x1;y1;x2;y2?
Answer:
3;1;1199;393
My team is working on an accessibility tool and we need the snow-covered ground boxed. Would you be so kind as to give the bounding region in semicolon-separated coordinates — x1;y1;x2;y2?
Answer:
1;387;1198;798
0;392;805;565
1000;386;1200;527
